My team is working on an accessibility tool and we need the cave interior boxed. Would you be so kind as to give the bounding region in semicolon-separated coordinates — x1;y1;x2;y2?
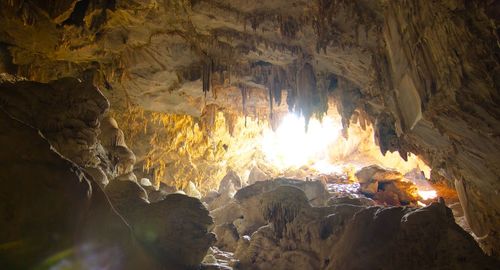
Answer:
0;0;499;269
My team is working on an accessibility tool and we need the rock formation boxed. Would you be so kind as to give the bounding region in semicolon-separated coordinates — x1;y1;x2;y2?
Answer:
356;165;419;205
106;180;216;269
236;185;498;270
0;110;160;269
0;0;499;267
0;77;220;269
0;75;138;187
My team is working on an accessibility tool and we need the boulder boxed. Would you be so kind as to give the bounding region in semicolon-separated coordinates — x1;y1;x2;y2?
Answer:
237;186;498;270
213;223;240;251
327;196;376;206
356;166;419;205
247;166;269;185
232;178;331;236
327;202;498;270
380;180;418;204
106;180;216;268
236;178;330;207
185;180;202;199
259;186;311;238
219;169;242;194
355;165;403;183
211;201;243;226
359;180;378;195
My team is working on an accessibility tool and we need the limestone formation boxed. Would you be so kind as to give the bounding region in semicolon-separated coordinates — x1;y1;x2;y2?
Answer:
219;169;242;194
0;76;138;186
247;166;269;185
232;178;330;236
0;111;160;269
236;186;498;270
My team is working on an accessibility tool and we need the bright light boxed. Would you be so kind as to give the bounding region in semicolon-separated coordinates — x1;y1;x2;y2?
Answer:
418;190;437;200
311;160;344;174
261;113;342;170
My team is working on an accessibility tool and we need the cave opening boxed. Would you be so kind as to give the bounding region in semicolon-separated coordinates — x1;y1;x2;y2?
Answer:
0;0;499;270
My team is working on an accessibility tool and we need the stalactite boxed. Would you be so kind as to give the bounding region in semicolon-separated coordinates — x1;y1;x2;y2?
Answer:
268;85;273;121
278;15;300;39
296;62;318;129
272;66;286;106
223;111;236;136
239;83;248;127
204;104;218;132
202;58;213;96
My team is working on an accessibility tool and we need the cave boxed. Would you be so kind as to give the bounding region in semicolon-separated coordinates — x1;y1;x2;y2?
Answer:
0;1;499;269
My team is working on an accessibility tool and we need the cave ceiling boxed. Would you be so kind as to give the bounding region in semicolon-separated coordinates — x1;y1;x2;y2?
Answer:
0;0;385;118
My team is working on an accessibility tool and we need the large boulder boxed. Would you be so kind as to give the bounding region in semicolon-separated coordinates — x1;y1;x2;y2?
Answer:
236;178;330;207
355;165;418;205
259;186;311;238
233;178;331;236
355;165;403;183
327;202;498;270
106;180;216;269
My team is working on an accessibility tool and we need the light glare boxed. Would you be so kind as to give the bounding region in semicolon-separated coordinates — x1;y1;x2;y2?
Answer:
418;190;438;200
261;114;342;170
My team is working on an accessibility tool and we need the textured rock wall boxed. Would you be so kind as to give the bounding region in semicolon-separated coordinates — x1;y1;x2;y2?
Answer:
0;75;139;186
0;110;160;269
0;76;218;269
377;0;500;254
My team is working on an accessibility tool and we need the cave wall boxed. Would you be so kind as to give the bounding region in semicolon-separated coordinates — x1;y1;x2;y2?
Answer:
0;75;218;269
0;108;162;269
376;0;500;254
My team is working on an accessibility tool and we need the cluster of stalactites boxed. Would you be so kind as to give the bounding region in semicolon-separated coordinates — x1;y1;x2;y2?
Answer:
218;60;330;130
201;57;232;99
260;186;310;238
